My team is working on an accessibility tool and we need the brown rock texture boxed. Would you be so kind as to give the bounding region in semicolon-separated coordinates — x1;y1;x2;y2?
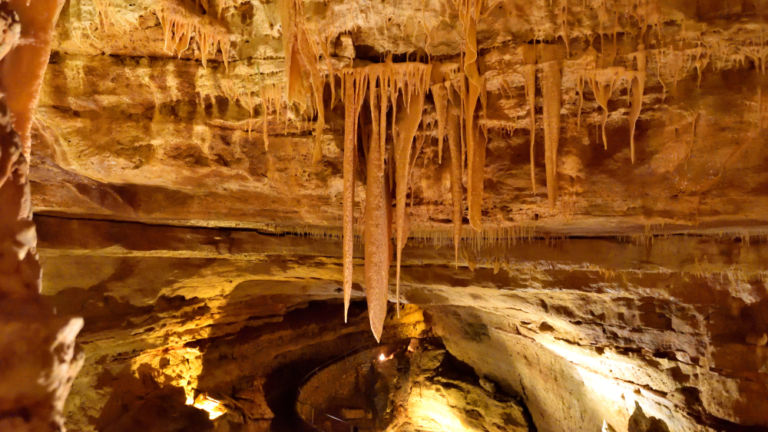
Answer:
16;0;768;430
36;216;768;431
0;2;83;431
297;340;530;431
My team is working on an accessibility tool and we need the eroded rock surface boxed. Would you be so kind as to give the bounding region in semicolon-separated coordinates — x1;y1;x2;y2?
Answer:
23;0;768;431
35;215;768;431
0;2;83;431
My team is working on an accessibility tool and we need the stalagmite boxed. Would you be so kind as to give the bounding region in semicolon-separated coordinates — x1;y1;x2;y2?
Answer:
628;45;646;163
541;55;561;207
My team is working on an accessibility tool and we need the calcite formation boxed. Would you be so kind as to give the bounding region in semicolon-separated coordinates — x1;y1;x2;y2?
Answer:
0;1;83;431
2;0;767;430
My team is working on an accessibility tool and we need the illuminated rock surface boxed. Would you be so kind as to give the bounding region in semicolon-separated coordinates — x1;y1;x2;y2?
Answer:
11;0;768;430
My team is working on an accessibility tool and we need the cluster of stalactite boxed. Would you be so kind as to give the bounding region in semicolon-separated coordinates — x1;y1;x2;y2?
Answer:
252;0;768;339
334;0;491;339
152;1;231;69
278;0;328;161
339;60;432;341
0;1;84;430
267;0;768;339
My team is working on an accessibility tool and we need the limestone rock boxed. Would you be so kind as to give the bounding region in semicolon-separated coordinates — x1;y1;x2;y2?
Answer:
3;0;767;430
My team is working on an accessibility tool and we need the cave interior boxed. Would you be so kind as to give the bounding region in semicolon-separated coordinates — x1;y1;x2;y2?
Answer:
1;0;768;431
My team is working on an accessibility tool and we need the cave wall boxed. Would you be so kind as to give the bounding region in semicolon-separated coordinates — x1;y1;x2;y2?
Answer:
0;1;83;430
16;0;768;430
36;215;768;431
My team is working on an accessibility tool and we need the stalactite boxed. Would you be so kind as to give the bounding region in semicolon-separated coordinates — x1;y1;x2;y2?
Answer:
278;0;326;162
656;48;667;102
455;0;486;230
435;82;464;266
432;83;448;164
337;62;431;338
261;88;271;150
692;42;709;88
92;0;114;31
339;68;369;323
541;56;561;207
557;1;570;57
628;44;646;163
195;0;235;18
588;67;622;150
153;3;231;70
742;33;768;75
393;64;431;317
669;49;685;95
522;63;537;194
342;76;356;323
315;38;338;126
1;0;67;155
758;85;765;130
458;76;467;174
0;2;84;429
252;82;286;150
467;122;487;229
279;0;308;104
576;73;585;128
364;72;390;343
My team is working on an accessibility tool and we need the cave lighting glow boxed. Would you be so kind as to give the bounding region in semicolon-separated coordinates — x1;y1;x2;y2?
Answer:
407;388;469;431
129;347;227;420
539;337;679;430
191;394;227;420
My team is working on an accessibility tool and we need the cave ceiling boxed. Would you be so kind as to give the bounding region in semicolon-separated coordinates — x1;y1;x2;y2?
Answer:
34;0;768;235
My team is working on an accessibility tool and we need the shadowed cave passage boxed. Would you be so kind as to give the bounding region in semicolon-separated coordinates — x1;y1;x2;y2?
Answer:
194;298;385;432
294;339;535;432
